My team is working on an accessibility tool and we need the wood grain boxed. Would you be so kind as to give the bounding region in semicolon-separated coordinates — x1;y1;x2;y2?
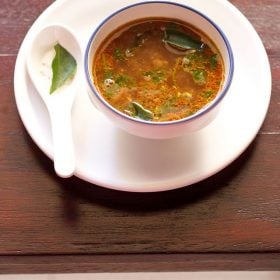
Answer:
0;254;280;273
0;0;279;273
230;0;280;134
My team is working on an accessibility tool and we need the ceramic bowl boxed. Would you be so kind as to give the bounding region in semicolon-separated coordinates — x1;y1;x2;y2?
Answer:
85;1;234;139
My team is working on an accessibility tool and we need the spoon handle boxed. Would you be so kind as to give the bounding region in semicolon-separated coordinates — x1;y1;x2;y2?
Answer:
49;105;75;178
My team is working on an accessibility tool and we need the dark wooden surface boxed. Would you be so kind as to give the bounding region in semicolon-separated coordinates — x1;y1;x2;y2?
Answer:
0;0;279;273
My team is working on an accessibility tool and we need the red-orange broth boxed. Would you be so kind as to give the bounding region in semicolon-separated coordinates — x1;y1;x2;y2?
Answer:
93;18;224;122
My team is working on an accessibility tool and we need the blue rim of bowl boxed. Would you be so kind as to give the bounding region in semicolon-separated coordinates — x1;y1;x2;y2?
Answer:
85;0;234;126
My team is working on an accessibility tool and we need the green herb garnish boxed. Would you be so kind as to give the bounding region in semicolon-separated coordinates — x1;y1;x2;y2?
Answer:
115;74;135;87
203;90;213;98
104;84;120;98
210;54;218;69
103;70;114;80
131;102;154;121
192;69;207;85
143;70;165;83
50;43;77;94
113;48;126;61
183;52;209;74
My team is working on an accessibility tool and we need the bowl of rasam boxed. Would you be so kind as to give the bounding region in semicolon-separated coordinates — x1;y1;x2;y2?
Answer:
85;1;234;139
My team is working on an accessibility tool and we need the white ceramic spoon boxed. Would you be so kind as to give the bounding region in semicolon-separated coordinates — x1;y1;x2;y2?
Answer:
26;24;82;178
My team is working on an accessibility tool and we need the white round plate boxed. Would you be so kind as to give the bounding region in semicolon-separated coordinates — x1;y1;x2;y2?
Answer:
14;0;271;192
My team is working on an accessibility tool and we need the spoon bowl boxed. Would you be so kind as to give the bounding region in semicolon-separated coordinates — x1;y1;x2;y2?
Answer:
27;24;82;177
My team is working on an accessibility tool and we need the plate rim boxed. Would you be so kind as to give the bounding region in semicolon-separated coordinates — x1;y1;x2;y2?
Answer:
14;0;272;192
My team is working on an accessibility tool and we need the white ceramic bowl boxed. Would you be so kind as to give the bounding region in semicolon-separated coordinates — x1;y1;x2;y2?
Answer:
85;1;234;139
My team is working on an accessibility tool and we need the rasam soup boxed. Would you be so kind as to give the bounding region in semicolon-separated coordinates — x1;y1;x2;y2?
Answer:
92;18;224;122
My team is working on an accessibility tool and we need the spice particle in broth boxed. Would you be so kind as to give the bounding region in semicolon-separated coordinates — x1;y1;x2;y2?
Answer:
93;18;224;122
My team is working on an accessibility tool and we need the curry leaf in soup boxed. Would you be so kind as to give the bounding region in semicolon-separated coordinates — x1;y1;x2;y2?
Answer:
131;102;154;121
163;28;204;51
50;43;77;94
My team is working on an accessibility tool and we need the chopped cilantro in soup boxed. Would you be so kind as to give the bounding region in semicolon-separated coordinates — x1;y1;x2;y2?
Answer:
93;18;224;122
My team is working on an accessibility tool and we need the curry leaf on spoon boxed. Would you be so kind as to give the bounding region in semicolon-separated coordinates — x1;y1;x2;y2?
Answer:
132;102;154;121
50;43;77;94
163;28;204;51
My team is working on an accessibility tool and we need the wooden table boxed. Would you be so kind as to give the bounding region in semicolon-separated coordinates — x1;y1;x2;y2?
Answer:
0;0;279;273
